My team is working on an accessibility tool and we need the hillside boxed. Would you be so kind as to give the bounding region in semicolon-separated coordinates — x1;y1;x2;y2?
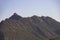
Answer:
0;13;60;40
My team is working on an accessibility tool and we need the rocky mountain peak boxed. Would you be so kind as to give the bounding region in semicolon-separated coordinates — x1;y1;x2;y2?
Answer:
9;13;22;20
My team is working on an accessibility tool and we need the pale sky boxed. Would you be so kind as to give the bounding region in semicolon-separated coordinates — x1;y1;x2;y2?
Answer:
0;0;60;22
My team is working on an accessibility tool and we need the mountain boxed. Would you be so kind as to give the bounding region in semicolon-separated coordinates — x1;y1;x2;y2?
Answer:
0;13;60;40
9;13;22;20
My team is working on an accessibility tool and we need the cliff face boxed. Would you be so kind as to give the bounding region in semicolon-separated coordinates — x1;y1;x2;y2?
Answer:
0;13;60;40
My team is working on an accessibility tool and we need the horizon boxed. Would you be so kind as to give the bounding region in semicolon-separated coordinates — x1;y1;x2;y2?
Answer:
0;13;60;23
0;0;60;22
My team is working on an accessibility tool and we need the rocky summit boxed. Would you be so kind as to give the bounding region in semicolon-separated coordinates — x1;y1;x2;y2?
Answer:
0;13;60;40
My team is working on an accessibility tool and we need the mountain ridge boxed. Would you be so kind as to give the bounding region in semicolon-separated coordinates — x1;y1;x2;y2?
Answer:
0;13;60;40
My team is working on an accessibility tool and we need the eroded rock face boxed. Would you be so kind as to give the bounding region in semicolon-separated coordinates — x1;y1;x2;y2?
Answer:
0;13;60;40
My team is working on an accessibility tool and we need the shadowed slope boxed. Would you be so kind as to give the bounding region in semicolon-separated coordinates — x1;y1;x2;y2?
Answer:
0;21;4;40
